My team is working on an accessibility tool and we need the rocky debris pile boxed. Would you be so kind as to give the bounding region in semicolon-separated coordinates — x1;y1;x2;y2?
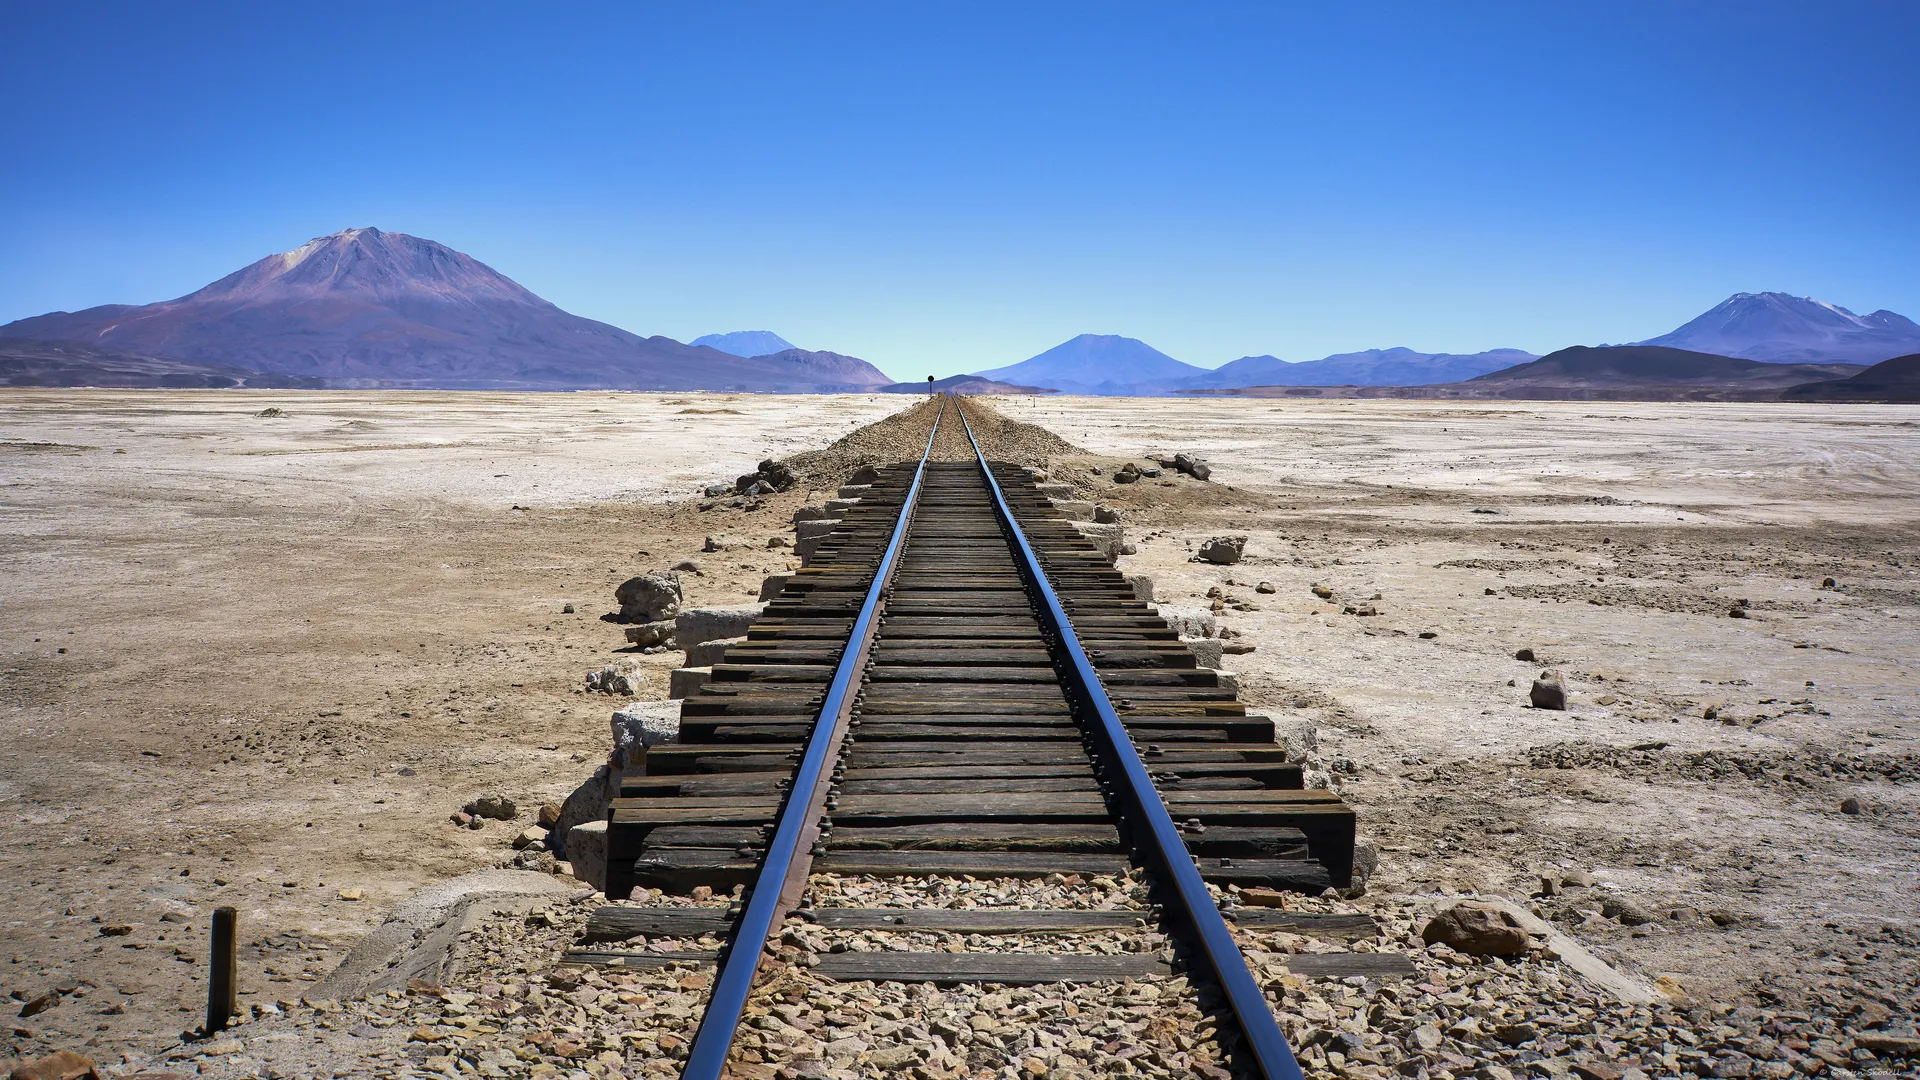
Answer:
733;458;797;496
1195;536;1245;565
1151;452;1210;481
584;662;641;695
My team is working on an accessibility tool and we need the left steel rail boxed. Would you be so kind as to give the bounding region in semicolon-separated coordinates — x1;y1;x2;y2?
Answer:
678;397;948;1080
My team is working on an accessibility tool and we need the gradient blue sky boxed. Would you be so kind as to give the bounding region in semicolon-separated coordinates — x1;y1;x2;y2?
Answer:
3;2;1916;380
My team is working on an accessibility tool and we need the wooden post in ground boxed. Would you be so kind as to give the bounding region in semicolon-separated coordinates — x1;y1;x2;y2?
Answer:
207;906;237;1033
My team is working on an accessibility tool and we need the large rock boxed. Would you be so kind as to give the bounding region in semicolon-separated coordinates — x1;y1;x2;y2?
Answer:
1421;901;1531;956
1124;574;1155;602
614;571;682;624
565;820;609;892
463;794;517;821
757;573;791;602
1185;637;1225;669
9;1051;97;1080
685;637;741;667
1531;670;1568;710
675;605;764;647
1174;453;1212;481
669;667;711;698
1272;718;1318;760
1197;536;1247;565
1073;522;1125;562
1156;605;1218;638
611;700;680;769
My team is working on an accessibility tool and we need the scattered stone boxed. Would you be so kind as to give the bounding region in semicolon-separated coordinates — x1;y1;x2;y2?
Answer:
622;619;675;648
337;888;364;901
512;827;547;851
765;535;788;549
18;990;61;1018
1841;796;1862;815
1601;897;1657;926
1514;647;1535;661
1113;463;1141;484
256;407;286;418
1728;605;1749;619
537;802;562;828
97;924;132;937
702;483;730;497
1418;630;1438;639
614;571;682;624
734;458;796;494
1421;900;1530;956
1561;869;1595;887
1530;670;1567;710
584;663;640;695
1255;580;1275;594
1311;584;1333;600
1822;576;1837;588
1196;536;1246;565
674;558;704;572
449;811;473;828
561;602;575;614
1093;505;1122;524
463;795;517;821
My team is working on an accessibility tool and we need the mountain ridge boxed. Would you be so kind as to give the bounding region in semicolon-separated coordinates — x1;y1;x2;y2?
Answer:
0;229;882;392
1636;292;1920;364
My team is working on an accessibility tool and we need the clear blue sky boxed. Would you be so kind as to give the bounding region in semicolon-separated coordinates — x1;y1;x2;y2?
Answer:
3;2;1916;380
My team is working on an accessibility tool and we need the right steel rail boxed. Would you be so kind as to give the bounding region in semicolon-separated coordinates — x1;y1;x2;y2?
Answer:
957;402;1307;1080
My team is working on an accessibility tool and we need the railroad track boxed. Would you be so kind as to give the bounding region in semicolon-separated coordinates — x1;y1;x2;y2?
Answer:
573;397;1369;1080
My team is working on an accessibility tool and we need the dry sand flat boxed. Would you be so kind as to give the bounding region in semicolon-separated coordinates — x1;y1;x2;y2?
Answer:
2;389;1917;1068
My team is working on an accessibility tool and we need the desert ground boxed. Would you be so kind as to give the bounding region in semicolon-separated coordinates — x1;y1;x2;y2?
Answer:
2;389;1916;1072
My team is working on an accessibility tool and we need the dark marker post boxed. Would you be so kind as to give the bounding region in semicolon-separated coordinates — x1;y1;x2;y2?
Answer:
927;375;934;396
207;905;237;1033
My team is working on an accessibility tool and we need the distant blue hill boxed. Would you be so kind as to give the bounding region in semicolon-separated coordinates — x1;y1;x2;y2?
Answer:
1191;347;1538;388
973;334;1209;395
692;330;797;358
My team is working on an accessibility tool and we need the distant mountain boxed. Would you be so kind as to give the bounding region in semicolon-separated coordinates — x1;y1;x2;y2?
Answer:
1636;292;1920;364
0;229;871;392
1190;347;1537;388
692;330;797;358
750;348;892;390
1469;345;1862;391
1781;353;1920;402
0;337;323;388
881;374;1055;395
974;334;1208;396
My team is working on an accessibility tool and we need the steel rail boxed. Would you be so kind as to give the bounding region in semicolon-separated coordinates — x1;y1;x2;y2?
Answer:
679;397;948;1080
956;401;1307;1080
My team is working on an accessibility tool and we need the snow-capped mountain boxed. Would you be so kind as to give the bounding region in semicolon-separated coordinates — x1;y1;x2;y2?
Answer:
0;229;886;391
1636;292;1920;364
